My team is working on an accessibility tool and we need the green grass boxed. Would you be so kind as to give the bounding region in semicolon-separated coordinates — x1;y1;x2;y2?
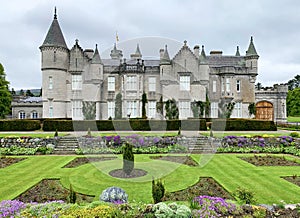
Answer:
287;116;300;122
1;154;300;204
0;133;67;138
200;131;287;138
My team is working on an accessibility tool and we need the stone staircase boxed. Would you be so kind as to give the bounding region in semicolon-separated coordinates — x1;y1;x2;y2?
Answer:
53;137;79;154
178;136;221;153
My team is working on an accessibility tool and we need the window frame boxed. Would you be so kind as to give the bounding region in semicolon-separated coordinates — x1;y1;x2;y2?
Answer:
108;76;115;91
180;75;190;91
148;77;156;92
72;74;82;90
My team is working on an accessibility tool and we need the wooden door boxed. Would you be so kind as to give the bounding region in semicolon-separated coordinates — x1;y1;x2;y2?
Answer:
256;101;273;121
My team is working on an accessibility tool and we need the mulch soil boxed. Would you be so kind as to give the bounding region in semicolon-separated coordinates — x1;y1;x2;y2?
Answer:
240;155;300;166
0;157;26;168
63;156;117;168
149;155;198;166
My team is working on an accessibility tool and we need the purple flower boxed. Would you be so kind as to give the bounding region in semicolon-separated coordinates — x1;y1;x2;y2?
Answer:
0;200;26;218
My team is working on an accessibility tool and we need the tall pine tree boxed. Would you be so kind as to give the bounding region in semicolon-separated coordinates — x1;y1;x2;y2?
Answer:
0;64;12;119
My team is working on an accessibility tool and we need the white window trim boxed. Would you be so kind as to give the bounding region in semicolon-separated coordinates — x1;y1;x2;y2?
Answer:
148;101;156;118
236;80;241;93
213;80;217;93
72;100;83;120
148;77;156;92
31;111;38;119
226;78;230;92
107;101;115;118
19;111;26;119
179;101;190;119
127;101;137;118
126;76;137;91
211;102;218;118
180;75;190;91
108;76;115;91
49;76;53;90
72;75;82;90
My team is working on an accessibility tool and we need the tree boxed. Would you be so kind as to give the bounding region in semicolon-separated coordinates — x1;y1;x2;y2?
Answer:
26;89;34;97
287;75;300;91
255;82;263;90
156;96;163;117
0;64;12;119
82;101;96;120
248;103;256;118
152;178;165;203
141;92;148;119
191;100;205;118
204;92;210;118
19;89;24;96
287;87;300;116
11;88;16;96
115;93;122;119
165;98;179;120
123;142;134;175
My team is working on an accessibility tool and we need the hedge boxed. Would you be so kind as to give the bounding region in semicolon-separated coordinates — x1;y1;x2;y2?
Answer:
211;118;277;131
42;119;207;131
0;119;41;131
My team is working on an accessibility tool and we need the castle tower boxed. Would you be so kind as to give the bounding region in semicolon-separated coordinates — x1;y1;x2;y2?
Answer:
245;36;259;74
39;8;69;118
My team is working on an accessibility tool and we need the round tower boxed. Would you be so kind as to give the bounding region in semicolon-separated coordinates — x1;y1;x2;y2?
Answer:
39;8;69;118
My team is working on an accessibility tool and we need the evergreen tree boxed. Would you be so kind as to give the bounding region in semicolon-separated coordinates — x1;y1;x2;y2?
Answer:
123;142;134;175
115;93;122;119
165;98;179;120
156;96;163;117
19;89;24;96
204;92;210;118
152;178;165;203
141;92;148;119
11;88;16;96
287;75;300;91
248;103;256;118
0;64;12;119
26;89;34;97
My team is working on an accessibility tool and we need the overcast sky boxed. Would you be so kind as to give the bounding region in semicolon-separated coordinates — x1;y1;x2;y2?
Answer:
1;0;300;90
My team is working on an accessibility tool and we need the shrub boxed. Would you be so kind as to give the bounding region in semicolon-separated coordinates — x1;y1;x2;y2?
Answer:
99;187;128;203
54;129;58;137
211;119;277;131
0;119;40;131
290;132;299;138
152;202;191;218
69;184;76;204
123;142;134;175
235;187;256;204
152;178;165;204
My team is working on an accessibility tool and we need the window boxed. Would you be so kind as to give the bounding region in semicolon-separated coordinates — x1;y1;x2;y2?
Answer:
213;81;217;93
148;101;156;118
108;76;115;91
179;101;190;118
148;77;156;92
31;111;38;119
233;102;242;118
126;101;137;118
236;80;241;92
226;78;230;92
72;100;82;119
49;100;53;118
19;111;26;119
53;51;56;62
107;101;115;118
211;102;218;118
221;79;224;92
72;75;82;90
180;75;190;91
126;76;137;90
49;76;53;89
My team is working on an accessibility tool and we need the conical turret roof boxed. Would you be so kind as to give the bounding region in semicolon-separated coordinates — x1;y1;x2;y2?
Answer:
235;46;241;56
41;8;67;48
92;44;102;64
160;45;171;64
246;36;258;57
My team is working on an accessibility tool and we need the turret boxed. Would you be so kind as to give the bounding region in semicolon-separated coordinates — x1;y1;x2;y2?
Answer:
245;36;259;74
91;44;103;81
39;8;69;118
160;45;171;81
110;43;123;59
130;44;142;60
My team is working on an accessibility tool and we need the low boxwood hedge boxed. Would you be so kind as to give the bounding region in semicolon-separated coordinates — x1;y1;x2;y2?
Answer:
0;119;41;131
42;119;207;131
211;118;277;131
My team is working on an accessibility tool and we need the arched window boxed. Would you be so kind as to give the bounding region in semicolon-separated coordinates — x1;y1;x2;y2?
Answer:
54;51;56;62
19;111;26;119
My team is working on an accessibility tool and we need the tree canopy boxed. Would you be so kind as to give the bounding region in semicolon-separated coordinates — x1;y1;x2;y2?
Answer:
287;75;300;91
0;63;12;118
287;87;300;116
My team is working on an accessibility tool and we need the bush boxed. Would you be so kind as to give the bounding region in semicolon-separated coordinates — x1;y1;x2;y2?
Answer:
0;119;41;131
290;132;299;138
152;179;165;204
123;142;134;175
99;187;128;203
211;119;277;131
235;187;256;204
69;184;76;204
152;202;191;217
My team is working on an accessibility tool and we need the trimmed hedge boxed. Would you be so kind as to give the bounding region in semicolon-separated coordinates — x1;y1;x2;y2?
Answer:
0;119;41;131
211;118;277;131
42;119;207;131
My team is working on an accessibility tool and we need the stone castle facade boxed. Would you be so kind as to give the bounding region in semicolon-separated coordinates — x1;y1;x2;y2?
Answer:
36;10;287;122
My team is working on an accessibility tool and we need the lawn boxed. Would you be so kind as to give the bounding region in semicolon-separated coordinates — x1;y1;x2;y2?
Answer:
287;116;300;122
1;154;300;205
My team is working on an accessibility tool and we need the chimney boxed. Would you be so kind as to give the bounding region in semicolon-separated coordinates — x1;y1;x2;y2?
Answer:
194;45;200;58
210;51;223;57
159;48;164;59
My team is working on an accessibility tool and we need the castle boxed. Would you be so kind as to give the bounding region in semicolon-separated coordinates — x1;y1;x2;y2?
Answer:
13;9;288;121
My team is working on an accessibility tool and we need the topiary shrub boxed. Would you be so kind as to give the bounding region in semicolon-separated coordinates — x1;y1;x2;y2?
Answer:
99;186;128;203
152;178;165;204
69;184;76;204
123;142;134;175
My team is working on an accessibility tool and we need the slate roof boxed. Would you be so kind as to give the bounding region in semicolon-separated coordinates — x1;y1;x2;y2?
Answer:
41;13;68;48
207;56;245;67
91;44;102;64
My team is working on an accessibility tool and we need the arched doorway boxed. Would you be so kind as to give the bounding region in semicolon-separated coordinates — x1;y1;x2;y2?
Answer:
256;101;274;121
